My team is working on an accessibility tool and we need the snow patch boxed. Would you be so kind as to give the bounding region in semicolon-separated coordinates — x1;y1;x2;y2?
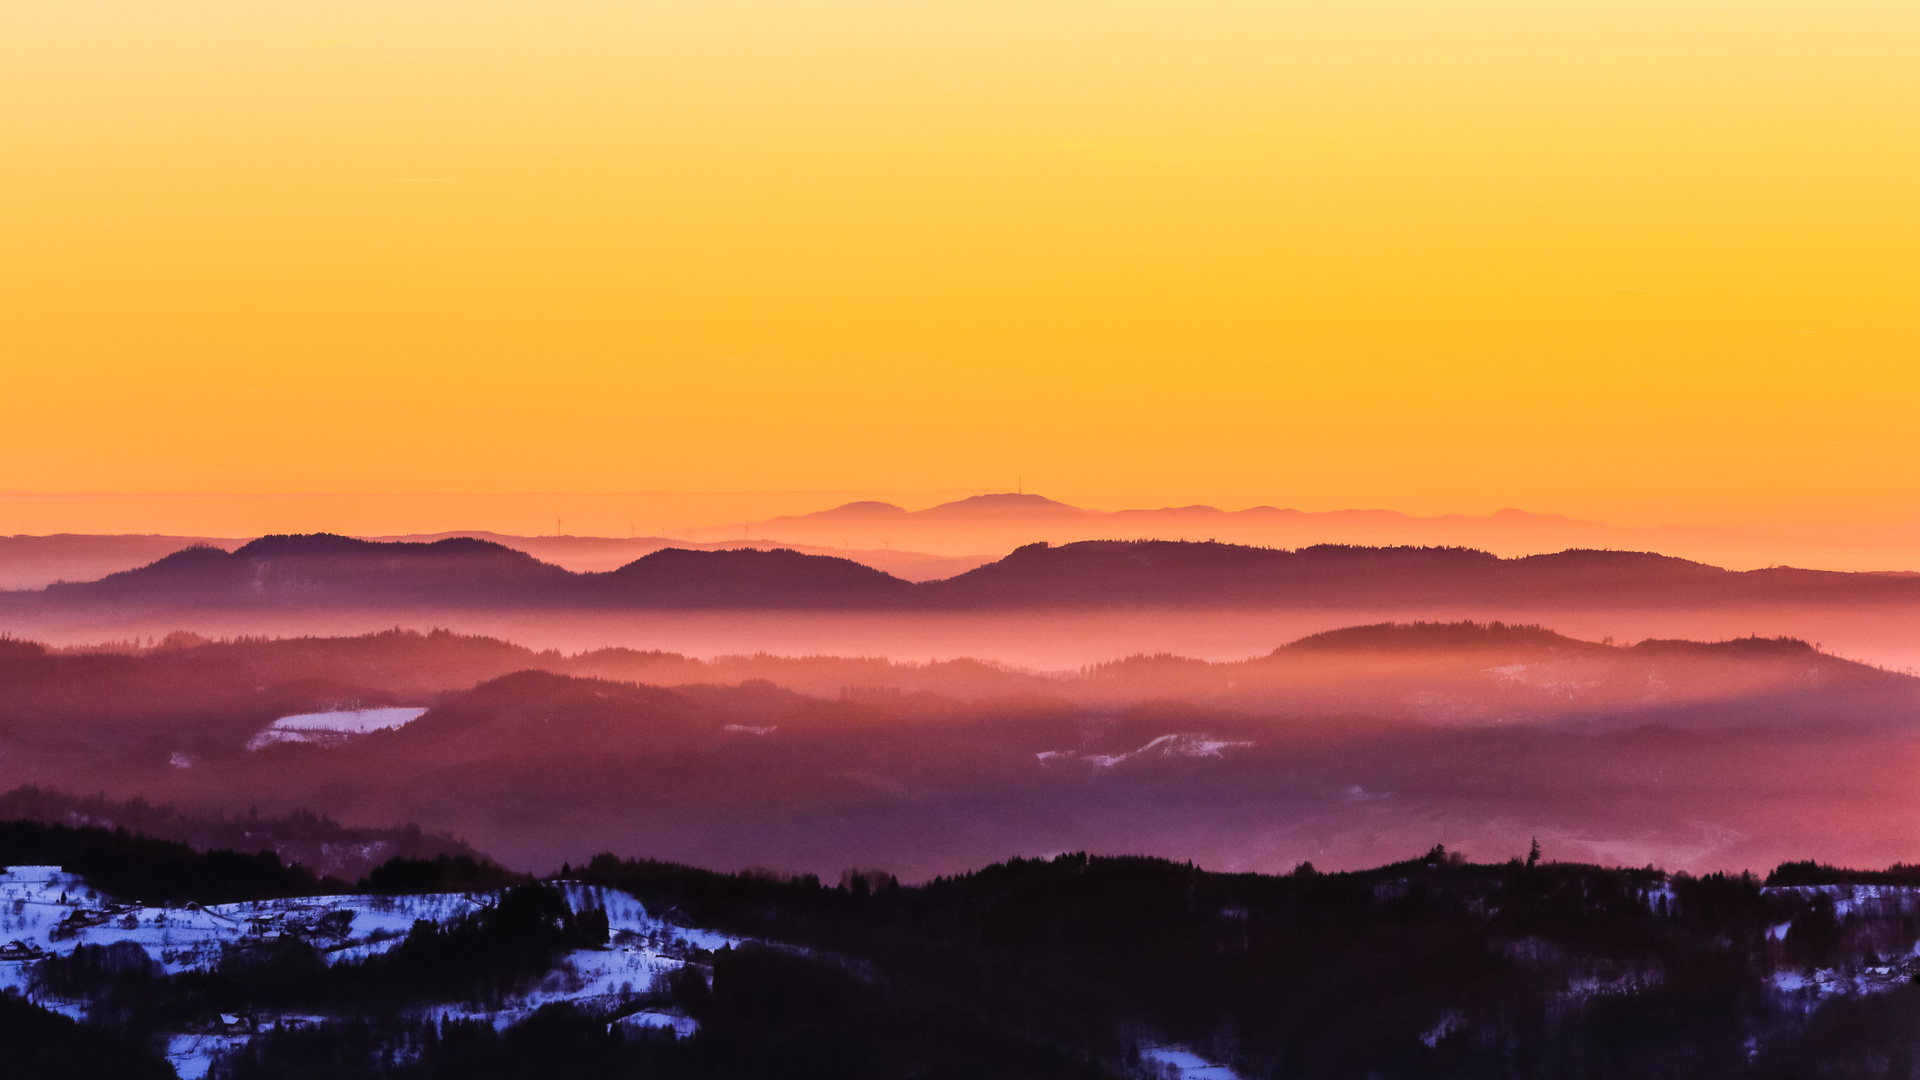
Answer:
0;867;743;1067
1040;734;1253;768
248;707;429;750
168;1032;253;1080
1419;1011;1464;1047
1140;1043;1244;1079
614;1010;700;1037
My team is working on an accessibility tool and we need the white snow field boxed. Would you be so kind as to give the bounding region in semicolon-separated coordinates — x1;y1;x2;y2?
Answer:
1035;732;1255;768
246;707;430;750
0;866;737;1079
1140;1044;1245;1079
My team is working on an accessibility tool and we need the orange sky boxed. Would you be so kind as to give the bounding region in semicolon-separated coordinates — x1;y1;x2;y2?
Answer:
3;0;1917;529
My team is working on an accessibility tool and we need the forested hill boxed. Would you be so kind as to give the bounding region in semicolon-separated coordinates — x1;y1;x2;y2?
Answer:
15;819;1920;1079
0;787;494;883
575;848;1920;1080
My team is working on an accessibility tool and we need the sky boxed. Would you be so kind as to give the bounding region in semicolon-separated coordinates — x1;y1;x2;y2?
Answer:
3;0;1917;530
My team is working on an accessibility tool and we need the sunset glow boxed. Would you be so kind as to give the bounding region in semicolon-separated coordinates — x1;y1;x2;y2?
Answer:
5;0;1917;525
14;6;1920;1068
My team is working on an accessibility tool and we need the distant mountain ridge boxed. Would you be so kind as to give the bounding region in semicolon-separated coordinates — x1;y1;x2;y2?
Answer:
743;493;1920;573
926;540;1919;608
8;533;1920;614
12;492;1920;595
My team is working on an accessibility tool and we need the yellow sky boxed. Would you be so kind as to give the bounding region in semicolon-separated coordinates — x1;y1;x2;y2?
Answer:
3;0;1916;527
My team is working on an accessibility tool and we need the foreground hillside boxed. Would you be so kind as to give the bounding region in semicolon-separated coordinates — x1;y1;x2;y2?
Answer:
8;820;1920;1079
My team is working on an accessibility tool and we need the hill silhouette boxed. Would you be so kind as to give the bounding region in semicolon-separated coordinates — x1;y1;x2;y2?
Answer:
737;493;1920;572
1278;620;1598;653
16;493;1920;580
11;534;1920;615
0;786;490;882
43;535;572;607
597;546;914;608
916;540;1917;609
26;534;913;611
913;493;1091;519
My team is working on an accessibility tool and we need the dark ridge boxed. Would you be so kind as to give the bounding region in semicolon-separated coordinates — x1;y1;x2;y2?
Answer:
599;546;915;608
0;634;49;660
1765;860;1920;887
359;853;531;894
915;492;1090;517
1632;636;1819;657
0;786;491;882
371;670;713;759
43;533;573;608
1082;652;1214;678
809;500;910;519
923;540;1920;608
31;534;920;611
0;818;345;904
15;532;1920;612
919;540;1505;607
139;543;231;569
575;846;1680;949
228;533;556;560
36;840;1920;1080
1277;620;1595;654
0;813;524;902
1511;548;1722;571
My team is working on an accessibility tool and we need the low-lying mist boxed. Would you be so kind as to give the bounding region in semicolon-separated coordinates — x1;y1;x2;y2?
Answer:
10;601;1920;672
4;620;1918;882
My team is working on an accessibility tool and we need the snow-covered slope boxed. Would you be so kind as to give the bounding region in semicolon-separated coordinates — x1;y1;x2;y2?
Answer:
0;866;739;1079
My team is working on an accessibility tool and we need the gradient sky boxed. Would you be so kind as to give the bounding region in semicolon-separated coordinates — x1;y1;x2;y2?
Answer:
3;0;1916;527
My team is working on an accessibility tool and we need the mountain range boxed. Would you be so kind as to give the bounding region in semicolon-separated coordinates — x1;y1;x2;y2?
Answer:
741;493;1920;571
10;532;1920;615
12;491;1920;596
0;531;985;591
